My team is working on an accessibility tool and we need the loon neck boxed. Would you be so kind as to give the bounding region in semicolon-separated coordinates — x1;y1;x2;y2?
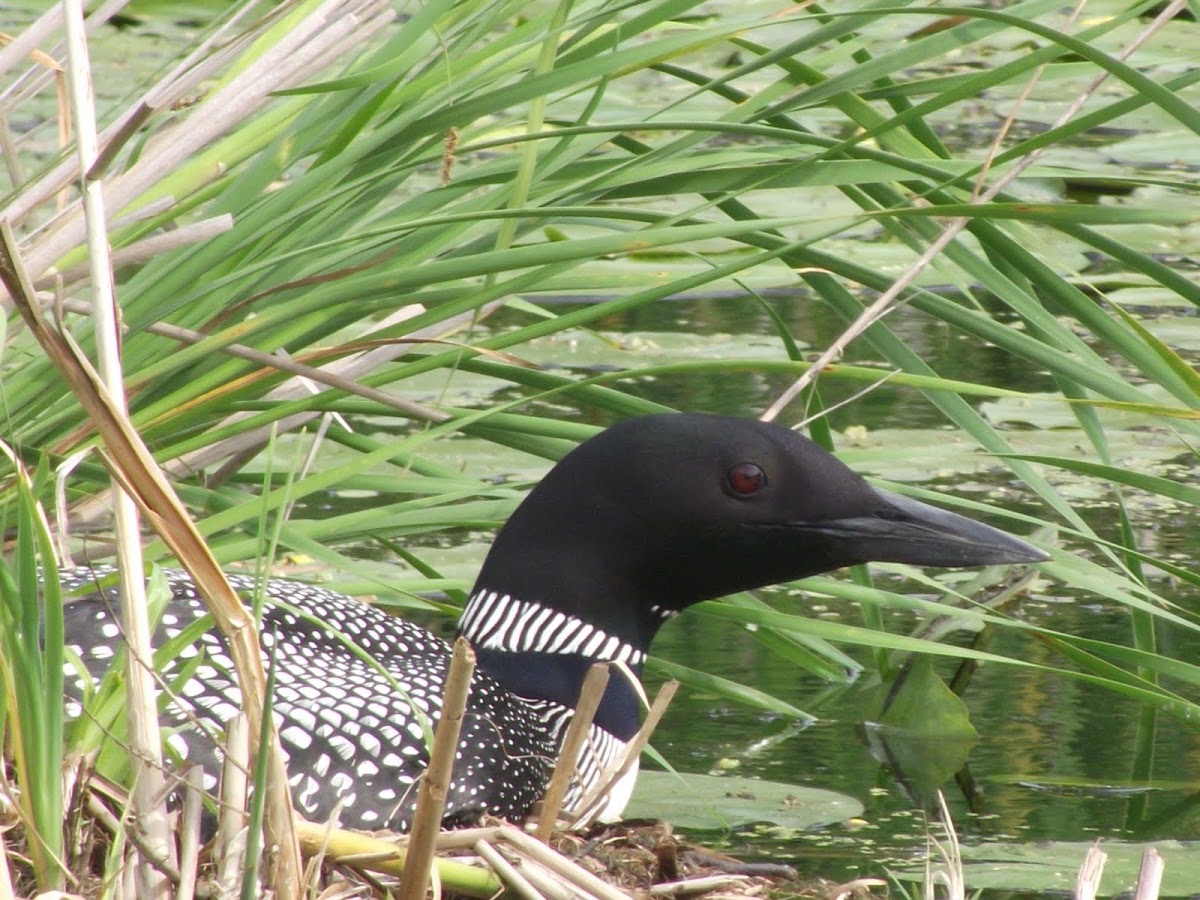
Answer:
456;588;672;669
457;587;665;741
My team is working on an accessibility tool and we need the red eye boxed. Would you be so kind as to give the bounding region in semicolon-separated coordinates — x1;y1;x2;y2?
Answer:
727;462;767;497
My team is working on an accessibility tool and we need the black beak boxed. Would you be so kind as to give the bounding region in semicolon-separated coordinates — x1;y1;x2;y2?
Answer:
805;487;1049;569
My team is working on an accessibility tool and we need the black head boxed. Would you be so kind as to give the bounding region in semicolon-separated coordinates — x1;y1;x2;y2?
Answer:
472;414;1046;649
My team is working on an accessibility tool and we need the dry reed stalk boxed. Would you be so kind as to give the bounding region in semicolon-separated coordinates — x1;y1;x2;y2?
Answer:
570;680;679;831
58;299;474;528
0;6;66;83
499;825;631;900
0;0;131;92
84;793;180;885
1134;848;1164;900
474;839;546;900
0;117;23;188
1074;844;1106;900
490;852;580;900
215;712;251;895
292;821;503;898
0;826;16;900
42;214;233;287
398;638;476;900
1;0;392;296
0;225;304;895
60;2;173;893
537;663;610;840
176;765;205;900
649;875;750;896
433;826;505;850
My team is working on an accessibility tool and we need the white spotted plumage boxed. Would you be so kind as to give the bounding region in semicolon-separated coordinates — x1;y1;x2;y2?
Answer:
60;567;592;832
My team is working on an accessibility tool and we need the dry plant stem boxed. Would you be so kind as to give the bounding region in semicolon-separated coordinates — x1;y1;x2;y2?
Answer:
649;876;749;896
0;229;303;895
0;0;131;90
474;839;546;900
537;663;611;839
138;0;286;113
59;301;459;527
571;680;679;829
109;196;178;229
177;766;205;900
292;821;503;897
181;304;451;486
398;638;477;900
433;826;505;850
761;0;1187;423
299;818;335;895
7;0;373;290
1134;848;1164;900
499;825;632;900
1074;843;1106;900
0;116;24;187
42;214;234;287
497;856;580;900
60;2;174;894
215;713;251;896
0;827;15;900
0;5;65;83
0;0;143;230
84;793;181;884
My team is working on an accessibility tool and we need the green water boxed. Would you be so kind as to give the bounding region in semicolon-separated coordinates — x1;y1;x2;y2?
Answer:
371;290;1199;890
494;295;1200;888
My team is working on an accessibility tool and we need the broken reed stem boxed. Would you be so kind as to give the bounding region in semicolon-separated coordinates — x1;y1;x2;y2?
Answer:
398;637;476;900
292;821;501;898
14;0;363;285
83;793;180;885
0;222;304;895
572;679;679;830
176;766;205;900
499;825;632;900
473;839;546;900
433;826;504;850
1075;844;1106;900
0;1;387;297
42;214;233;286
0;5;65;82
0;828;14;900
215;713;250;896
60;2;174;894
650;876;750;896
1134;847;1164;900
28;292;443;423
495;857;577;900
537;663;610;840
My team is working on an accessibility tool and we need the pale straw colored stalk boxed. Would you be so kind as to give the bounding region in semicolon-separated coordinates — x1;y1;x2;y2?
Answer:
60;2;174;895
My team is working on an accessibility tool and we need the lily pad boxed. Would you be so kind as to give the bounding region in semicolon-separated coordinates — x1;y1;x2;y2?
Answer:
896;840;1200;894
625;771;862;831
879;656;977;741
864;657;979;805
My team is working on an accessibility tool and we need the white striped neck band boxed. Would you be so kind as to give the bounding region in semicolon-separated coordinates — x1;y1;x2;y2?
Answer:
457;589;645;667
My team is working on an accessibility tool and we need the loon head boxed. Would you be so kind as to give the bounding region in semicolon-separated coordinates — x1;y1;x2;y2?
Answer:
470;413;1046;653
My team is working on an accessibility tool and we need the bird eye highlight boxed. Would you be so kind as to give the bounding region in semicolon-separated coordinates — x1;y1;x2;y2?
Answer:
727;462;767;497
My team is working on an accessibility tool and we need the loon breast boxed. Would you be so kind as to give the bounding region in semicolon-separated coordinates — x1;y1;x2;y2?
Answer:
62;569;581;832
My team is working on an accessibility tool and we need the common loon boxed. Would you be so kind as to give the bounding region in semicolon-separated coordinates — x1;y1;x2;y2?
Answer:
61;414;1047;832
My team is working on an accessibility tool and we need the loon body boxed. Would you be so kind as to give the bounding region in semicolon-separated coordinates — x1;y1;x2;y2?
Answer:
62;414;1046;832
